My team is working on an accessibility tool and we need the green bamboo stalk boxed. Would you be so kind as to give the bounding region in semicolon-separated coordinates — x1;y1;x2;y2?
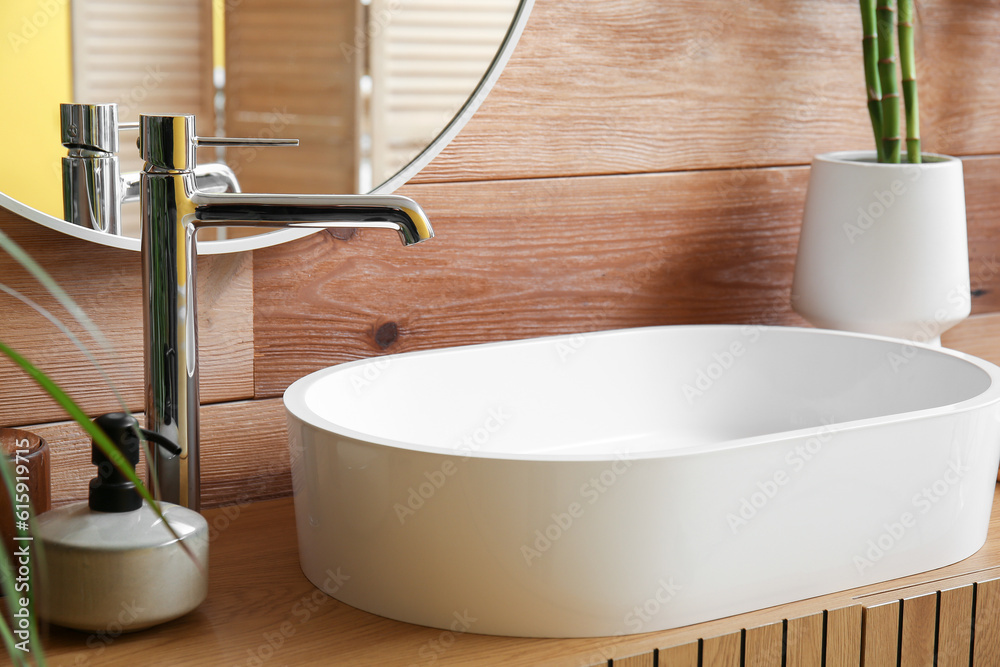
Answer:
876;0;901;162
860;0;885;162
898;0;920;163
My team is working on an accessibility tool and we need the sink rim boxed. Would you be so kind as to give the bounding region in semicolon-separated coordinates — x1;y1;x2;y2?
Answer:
283;324;1000;462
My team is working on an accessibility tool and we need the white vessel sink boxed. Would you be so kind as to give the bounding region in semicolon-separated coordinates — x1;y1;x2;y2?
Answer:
283;325;1000;638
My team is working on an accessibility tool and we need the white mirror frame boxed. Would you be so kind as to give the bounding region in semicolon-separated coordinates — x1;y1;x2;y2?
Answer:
1;0;533;256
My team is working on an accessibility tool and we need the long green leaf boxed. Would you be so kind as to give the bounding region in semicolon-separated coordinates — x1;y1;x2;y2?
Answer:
0;455;45;666
0;342;195;561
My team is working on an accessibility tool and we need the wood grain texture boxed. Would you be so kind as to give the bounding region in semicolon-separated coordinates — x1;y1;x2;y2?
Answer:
937;585;973;667
612;652;654;667
225;0;362;194
826;606;863;667
0;210;253;428
35;489;1000;666
941;313;1000;367
900;592;938;667
973;578;1000;666
861;602;899;667
786;613;824;667
253;167;814;398
745;622;783;667
253;156;1000;400
414;0;1000;184
18;398;288;508
659;641;699;667
702;632;741;667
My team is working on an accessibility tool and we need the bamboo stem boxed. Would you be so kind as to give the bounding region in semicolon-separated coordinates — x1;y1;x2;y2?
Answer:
860;0;885;162
898;0;920;163
876;0;900;163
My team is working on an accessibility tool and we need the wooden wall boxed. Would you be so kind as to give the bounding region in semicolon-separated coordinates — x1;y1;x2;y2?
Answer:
3;0;1000;508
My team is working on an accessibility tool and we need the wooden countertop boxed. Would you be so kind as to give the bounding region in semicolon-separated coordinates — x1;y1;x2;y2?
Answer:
40;488;1000;666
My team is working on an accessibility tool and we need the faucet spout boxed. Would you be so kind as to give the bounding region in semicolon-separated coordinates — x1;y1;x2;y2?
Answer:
190;192;434;246
138;113;433;510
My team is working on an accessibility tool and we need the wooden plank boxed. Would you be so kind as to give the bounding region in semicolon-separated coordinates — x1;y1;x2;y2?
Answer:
29;488;1000;666
658;641;699;667
702;631;741;667
225;0;361;195
253;167;814;398
254;156;1000;399
973;578;1000;666
0;211;254;427
612;652;654;667
937;584;973;667
826;606;862;667
861;601;899;667
415;0;1000;184
745;621;783;667
19;398;289;509
900;592;938;667
786;612;823;667
942;313;1000;367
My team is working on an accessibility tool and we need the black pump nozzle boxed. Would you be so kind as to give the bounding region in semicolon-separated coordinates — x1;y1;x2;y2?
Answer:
89;413;181;513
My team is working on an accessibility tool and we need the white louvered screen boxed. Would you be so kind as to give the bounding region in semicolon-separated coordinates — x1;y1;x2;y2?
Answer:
71;0;214;237
368;0;520;185
71;0;214;174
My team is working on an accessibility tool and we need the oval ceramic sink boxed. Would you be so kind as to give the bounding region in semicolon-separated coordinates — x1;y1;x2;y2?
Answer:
283;325;1000;638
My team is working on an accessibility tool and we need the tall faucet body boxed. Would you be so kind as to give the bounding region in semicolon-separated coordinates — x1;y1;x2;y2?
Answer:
139;114;433;510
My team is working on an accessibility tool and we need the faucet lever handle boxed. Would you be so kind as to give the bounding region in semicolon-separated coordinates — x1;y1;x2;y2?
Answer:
195;137;299;148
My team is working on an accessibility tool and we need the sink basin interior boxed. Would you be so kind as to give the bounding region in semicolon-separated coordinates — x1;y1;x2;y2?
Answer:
300;326;992;458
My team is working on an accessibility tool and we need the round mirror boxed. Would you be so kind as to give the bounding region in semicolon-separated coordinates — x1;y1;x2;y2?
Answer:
0;0;532;253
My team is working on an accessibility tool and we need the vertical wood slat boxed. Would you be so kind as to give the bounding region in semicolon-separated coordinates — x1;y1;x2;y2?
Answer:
745;622;783;667
702;631;741;667
900;592;938;667
973;578;1000;666
612;652;654;667
938;584;973;667
786;612;824;667
659;640;699;667
826;606;863;667
861;601;899;667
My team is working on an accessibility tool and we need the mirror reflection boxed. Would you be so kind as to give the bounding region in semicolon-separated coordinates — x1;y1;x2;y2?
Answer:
0;0;519;239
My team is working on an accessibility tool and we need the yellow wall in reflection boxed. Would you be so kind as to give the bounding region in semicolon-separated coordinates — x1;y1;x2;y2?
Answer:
0;1;72;218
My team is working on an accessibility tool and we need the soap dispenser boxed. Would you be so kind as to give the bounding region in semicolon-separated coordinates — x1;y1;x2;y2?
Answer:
35;413;209;632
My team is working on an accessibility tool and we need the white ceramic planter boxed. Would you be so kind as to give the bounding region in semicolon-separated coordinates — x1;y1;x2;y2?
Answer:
792;151;970;344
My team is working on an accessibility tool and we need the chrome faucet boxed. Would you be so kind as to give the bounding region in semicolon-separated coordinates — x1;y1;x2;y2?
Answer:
138;113;433;510
61;103;242;235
